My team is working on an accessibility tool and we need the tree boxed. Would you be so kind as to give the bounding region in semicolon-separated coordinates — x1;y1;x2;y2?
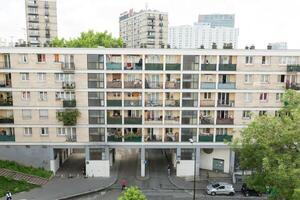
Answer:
50;30;123;48
235;90;300;200
118;186;147;200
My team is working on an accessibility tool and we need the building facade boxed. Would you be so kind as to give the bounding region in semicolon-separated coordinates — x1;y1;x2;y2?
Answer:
198;14;235;28
168;24;239;49
0;47;299;177
25;0;58;47
268;42;288;50
119;9;168;48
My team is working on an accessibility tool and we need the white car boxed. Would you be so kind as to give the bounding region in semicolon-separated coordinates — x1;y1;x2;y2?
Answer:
207;182;235;196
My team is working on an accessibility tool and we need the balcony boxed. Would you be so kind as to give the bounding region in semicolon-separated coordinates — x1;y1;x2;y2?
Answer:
0;80;11;88
216;135;233;142
145;117;162;124
0;134;15;142
124;100;142;107
0;100;13;107
145;63;163;70
219;64;237;71
287;65;300;72
182;100;197;107
199;117;214;125
199;135;214;142
200;100;215;107
166;63;181;71
107;100;122;107
164;116;180;124
66;134;77;142
62;82;75;90
107;135;122;142
107;81;122;88
124;135;142;142
286;82;300;90
218;82;236;89
216;118;234;125
63;100;76;107
124;117;142;124
145;81;163;89
106;63;122;70
145;100;163;107
165;99;180;107
0;118;14;124
165;81;180;89
124;80;142;89
124;63;142;70
61;62;75;72
107;116;122;124
217;100;235;107
28;17;39;22
201;82;216;89
0;61;10;69
201;64;217;71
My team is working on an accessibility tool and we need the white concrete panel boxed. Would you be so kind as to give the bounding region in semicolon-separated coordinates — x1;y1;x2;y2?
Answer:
50;153;59;174
176;160;195;177
200;148;230;173
86;160;110;177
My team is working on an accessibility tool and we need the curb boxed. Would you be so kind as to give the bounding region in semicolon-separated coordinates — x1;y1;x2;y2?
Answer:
57;160;120;200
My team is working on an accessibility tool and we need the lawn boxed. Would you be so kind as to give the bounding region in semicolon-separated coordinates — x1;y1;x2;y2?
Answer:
0;160;52;179
0;176;39;197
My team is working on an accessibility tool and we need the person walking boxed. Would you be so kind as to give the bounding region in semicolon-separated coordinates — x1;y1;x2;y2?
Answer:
120;179;128;190
167;164;171;176
6;191;12;200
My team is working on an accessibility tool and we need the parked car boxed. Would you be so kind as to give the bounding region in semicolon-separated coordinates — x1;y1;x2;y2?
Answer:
207;182;235;196
241;183;262;197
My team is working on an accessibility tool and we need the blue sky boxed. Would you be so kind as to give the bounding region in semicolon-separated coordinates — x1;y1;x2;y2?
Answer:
0;0;299;48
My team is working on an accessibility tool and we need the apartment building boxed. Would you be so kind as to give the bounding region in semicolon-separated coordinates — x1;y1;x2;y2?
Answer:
119;9;168;48
25;0;58;47
0;47;299;177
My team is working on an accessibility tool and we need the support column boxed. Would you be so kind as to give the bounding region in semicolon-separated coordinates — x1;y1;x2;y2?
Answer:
49;148;58;174
229;150;235;174
105;146;109;160
141;147;145;177
195;147;201;176
85;147;90;161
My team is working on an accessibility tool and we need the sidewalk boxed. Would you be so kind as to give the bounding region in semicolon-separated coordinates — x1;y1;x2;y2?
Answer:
11;161;119;200
0;168;48;185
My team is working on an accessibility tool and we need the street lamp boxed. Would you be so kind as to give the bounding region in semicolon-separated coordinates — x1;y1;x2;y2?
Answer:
189;138;196;200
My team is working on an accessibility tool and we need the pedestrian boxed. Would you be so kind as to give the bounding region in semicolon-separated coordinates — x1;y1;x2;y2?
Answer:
167;164;171;176
6;191;12;200
120;179;127;190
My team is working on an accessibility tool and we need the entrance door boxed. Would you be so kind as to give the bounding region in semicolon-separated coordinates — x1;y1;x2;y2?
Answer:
213;158;224;172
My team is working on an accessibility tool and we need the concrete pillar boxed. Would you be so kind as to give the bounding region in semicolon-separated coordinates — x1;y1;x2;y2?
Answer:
141;147;145;177
229;150;235;174
85;147;90;161
105;147;109;160
195;147;201;176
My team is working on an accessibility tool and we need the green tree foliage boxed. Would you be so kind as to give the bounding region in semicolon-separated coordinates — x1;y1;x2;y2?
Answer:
50;30;123;48
118;186;147;200
57;109;80;126
235;90;300;200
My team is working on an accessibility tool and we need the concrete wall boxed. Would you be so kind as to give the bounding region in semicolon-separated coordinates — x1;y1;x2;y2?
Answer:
86;160;110;177
200;148;230;173
0;145;51;170
176;160;194;177
50;152;59;173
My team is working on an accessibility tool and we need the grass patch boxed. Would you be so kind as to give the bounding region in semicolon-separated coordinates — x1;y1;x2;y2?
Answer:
0;160;52;179
0;176;39;197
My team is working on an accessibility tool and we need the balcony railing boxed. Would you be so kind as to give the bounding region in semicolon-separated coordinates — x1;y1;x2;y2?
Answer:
61;62;75;71
217;100;235;107
199;117;214;125
0;62;10;69
62;82;75;90
124;63;142;70
164;116;180;124
182;100;198;107
199;135;214;142
106;63;122;70
124;135;142;142
87;62;104;70
219;64;237;71
107;135;122;142
181;135;197;142
107;116;122;124
145;117;163;124
63;100;76;107
166;63;181;70
145;63;163;70
66;135;77;142
201;82;216;89
286;82;300;90
0;135;15;142
165;99;180;107
107;81;122;88
165;81;180;89
200;100;215;107
218;82;236;89
0;80;11;88
216;118;234;125
124;117;142;124
145;100;163;107
0;101;13;106
124;81;142;88
145;81;163;89
0;118;14;124
107;100;122;107
124;100;142;107
216;135;233;142
201;64;217;71
287;65;300;72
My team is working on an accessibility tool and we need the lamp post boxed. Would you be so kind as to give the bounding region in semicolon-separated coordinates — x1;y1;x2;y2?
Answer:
189;138;196;200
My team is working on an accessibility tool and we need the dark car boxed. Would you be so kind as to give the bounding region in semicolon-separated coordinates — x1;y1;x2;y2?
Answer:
241;183;262;197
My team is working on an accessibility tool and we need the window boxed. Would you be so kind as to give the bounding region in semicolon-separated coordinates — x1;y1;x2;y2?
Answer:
40;128;49;136
55;73;74;82
55;91;75;100
37;73;46;81
276;93;283;101
39;91;47;101
277;75;285;83
22;109;32;119
39;109;48;119
260;75;269;83
244;74;252;83
20;54;28;63
244;93;252;102
22;91;30;100
37;54;46;62
204;92;211;99
57;127;76;136
259;110;267;116
54;54;60;62
280;57;297;65
89;110;105;124
262;56;270;65
24;128;32;136
260;93;268;101
20;73;29;81
243;111;251;119
245;56;253;64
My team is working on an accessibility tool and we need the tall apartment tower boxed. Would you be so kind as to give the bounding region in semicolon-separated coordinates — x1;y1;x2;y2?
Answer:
119;9;168;48
25;0;58;47
198;14;235;28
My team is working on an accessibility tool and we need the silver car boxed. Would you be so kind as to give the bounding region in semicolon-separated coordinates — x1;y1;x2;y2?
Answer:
207;182;235;196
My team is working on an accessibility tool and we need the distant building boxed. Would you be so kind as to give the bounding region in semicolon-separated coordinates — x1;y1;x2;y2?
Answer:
0;38;8;47
198;14;235;28
168;23;239;49
119;9;168;48
25;0;58;47
268;42;288;50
